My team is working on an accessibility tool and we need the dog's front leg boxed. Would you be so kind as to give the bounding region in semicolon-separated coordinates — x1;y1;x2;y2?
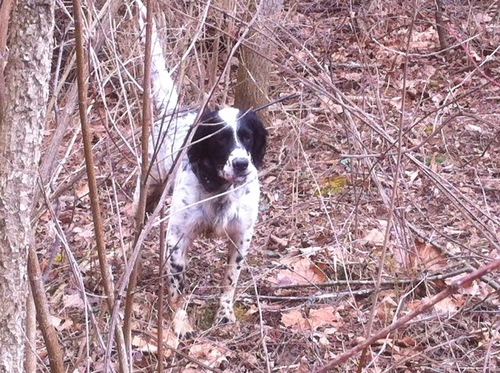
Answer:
215;228;254;324
166;226;195;338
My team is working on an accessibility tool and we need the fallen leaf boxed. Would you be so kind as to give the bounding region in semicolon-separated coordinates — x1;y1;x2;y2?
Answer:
50;316;62;329
244;304;259;316
63;292;84;309
474;12;492;23
410;241;446;271
74;180;89;198
361;228;385;246
296;356;312;373
269;257;326;286
189;343;227;368
396;335;416;347
432;297;458;315
281;306;340;332
131;335;157;353
307;306;340;330
376;294;398;322
281;309;309;330
55;318;74;331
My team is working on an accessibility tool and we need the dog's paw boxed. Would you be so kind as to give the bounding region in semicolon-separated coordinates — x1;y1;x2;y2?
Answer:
172;309;195;339
215;305;236;325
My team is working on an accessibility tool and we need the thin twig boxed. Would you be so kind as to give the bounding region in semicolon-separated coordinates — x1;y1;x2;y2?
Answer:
358;5;417;369
71;0;129;370
274;267;471;290
315;258;500;372
249;267;272;373
157;206;166;373
123;0;154;356
256;288;375;301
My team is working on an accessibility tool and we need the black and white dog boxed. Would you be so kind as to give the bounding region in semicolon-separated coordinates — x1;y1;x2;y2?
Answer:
138;6;267;337
146;107;267;336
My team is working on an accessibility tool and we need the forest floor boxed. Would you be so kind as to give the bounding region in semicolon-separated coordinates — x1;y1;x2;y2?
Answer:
34;0;499;372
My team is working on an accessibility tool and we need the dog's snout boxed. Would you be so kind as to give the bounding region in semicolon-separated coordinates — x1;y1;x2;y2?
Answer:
232;158;249;172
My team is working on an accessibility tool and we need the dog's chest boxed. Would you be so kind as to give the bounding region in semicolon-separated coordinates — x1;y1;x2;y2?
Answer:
172;166;259;236
203;192;239;222
197;185;255;235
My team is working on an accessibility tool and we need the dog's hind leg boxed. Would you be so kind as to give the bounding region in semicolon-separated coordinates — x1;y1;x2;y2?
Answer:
215;228;254;324
166;226;195;338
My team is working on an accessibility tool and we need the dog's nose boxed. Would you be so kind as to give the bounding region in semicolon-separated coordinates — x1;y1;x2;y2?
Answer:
232;158;249;172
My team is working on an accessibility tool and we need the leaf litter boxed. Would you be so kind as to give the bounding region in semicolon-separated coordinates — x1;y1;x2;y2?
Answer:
31;0;500;371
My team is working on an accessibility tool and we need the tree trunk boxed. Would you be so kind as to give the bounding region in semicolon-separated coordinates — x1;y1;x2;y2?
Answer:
234;0;283;123
0;0;54;371
0;0;14;119
435;0;449;53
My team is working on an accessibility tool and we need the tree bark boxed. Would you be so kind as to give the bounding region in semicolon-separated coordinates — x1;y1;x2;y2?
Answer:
435;0;449;53
0;0;54;371
234;0;283;123
0;0;14;120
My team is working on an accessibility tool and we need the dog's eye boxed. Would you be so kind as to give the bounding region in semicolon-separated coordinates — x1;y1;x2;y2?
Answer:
239;130;253;145
214;132;231;146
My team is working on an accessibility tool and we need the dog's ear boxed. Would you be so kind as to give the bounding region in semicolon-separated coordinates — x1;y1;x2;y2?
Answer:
188;112;228;192
188;110;217;163
187;123;208;164
247;111;268;169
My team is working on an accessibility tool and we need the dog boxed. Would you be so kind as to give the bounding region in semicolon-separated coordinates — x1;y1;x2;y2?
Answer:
147;107;267;336
137;5;268;337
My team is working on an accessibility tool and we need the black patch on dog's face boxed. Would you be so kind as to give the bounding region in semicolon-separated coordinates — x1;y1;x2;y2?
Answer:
187;109;267;193
241;111;267;168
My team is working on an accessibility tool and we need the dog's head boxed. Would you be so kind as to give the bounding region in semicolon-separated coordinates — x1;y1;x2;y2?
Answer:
188;107;268;193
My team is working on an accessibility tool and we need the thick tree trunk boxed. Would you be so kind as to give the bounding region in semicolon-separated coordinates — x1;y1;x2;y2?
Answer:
435;0;449;52
234;0;283;122
0;0;54;371
0;0;14;119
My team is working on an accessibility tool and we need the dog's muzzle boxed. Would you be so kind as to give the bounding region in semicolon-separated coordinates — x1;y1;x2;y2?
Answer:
232;157;249;173
221;156;254;184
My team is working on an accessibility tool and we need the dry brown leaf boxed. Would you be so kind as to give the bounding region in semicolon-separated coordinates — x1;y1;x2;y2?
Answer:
376;294;398;322
450;277;489;298
50;316;62;329
313;331;331;347
74;180;89;198
239;351;259;366
131;335;157;353
269;257;326;286
410;28;437;50
361;228;385;246
281;309;309;330
72;226;95;240
244;304;259;316
432;297;458;315
308;306;340;330
396;335;416;348
410;240;446;271
474;12;492;23
282;306;340;333
189;343;227;367
63;292;84;309
56;318;73;331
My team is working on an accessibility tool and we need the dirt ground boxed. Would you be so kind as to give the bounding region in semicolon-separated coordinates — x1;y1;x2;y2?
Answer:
34;0;499;371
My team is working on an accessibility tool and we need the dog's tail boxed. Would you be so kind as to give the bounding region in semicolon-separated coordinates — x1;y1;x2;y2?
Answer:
137;0;179;116
134;0;180;216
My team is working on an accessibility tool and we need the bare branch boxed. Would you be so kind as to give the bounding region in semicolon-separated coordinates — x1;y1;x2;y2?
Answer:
315;258;500;372
71;0;129;370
